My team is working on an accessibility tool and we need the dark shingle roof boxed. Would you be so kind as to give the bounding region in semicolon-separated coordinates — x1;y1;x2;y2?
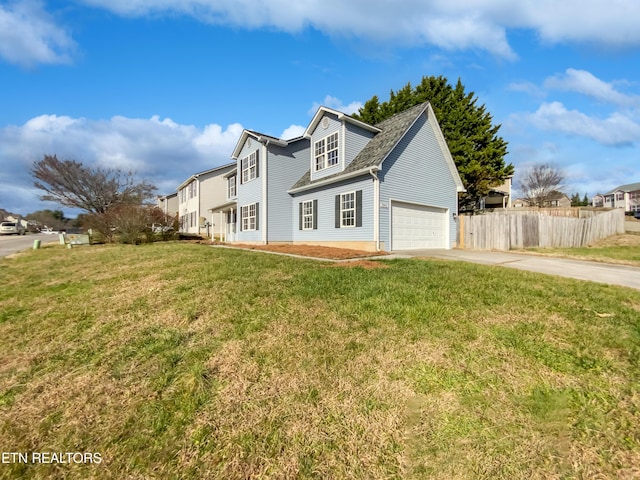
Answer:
290;102;429;191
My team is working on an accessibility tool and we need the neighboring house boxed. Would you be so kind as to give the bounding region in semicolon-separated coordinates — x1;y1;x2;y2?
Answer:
544;191;571;208
511;198;528;208
512;191;570;208
596;182;640;212
212;102;465;251
157;192;178;218
480;176;512;209
177;163;235;236
592;194;604;208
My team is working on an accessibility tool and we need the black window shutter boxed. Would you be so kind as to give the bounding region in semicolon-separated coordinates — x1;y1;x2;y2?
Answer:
239;206;243;231
313;199;318;230
255;150;259;178
356;190;363;227
298;202;302;230
255;202;259;230
240;159;245;184
335;195;341;228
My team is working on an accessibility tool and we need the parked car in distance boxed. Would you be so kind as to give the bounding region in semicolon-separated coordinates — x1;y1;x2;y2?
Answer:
0;221;26;235
634;211;640;220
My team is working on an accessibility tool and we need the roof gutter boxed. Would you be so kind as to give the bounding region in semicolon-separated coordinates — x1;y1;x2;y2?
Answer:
287;166;379;194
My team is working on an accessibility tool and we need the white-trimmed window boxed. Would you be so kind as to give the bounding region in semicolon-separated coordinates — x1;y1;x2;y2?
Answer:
241;151;258;183
188;181;197;199
341;192;355;227
303;201;314;230
241;203;257;231
314;133;339;171
228;175;236;198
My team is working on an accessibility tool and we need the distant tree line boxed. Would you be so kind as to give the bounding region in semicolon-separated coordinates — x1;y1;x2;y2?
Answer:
570;193;590;207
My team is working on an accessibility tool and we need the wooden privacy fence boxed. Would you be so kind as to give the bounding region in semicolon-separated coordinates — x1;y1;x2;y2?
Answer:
458;208;625;250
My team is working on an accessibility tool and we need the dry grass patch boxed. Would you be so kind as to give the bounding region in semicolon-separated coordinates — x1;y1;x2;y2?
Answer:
225;243;388;259
522;233;640;266
326;259;389;269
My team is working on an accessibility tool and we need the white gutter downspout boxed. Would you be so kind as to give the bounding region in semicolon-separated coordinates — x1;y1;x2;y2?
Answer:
261;143;268;244
369;168;380;251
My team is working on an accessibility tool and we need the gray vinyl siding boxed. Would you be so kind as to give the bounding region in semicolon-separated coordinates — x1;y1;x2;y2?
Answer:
309;113;342;183
267;139;310;242
379;111;458;250
291;176;374;242
237;141;262;242
344;122;375;168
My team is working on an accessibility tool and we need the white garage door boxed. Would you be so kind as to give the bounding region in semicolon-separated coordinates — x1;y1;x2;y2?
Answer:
391;202;447;250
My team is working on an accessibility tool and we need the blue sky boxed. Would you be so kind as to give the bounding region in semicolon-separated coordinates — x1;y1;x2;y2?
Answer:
1;0;639;216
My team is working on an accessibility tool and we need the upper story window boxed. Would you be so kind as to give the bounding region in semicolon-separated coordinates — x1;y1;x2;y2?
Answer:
616;192;624;201
241;151;258;184
228;175;237;198
188;181;197;199
314;132;339;171
179;188;186;203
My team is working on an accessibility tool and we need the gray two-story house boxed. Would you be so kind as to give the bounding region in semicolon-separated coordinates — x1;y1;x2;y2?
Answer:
212;102;464;251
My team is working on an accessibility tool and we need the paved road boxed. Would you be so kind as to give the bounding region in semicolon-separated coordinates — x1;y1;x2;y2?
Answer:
0;233;59;258
392;249;640;291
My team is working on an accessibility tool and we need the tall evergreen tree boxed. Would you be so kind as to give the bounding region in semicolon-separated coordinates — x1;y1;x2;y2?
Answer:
571;193;580;206
353;76;513;211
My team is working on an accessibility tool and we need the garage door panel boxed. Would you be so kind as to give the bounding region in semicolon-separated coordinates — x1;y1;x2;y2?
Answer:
391;202;446;250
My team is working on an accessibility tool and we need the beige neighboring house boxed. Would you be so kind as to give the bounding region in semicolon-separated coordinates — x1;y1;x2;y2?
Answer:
480;176;512;209
594;182;640;213
157;192;178;218
177;163;235;237
512;191;571;208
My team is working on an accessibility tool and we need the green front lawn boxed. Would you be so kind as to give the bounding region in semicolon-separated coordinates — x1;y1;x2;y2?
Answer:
1;243;639;479
526;233;640;266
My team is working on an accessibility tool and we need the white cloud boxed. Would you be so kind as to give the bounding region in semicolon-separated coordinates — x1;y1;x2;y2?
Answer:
280;125;305;140
0;1;76;67
308;95;363;116
507;81;546;98
544;69;640;107
0;114;242;214
74;0;640;59
526;101;640;146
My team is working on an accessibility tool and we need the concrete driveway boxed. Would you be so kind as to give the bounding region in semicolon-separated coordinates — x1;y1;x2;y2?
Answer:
392;249;640;291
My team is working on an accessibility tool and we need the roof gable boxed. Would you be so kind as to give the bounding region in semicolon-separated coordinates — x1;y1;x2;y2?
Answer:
231;129;287;160
290;102;464;193
177;162;235;190
304;106;381;138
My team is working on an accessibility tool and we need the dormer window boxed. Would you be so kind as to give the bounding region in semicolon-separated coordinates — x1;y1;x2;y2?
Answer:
314;132;339;171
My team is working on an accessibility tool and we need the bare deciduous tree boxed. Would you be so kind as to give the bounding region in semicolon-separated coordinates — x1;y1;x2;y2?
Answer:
32;155;156;214
519;163;565;207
